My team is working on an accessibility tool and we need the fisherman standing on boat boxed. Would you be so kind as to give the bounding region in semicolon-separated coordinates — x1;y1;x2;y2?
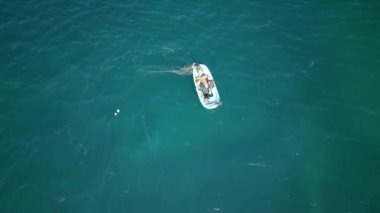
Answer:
196;74;209;94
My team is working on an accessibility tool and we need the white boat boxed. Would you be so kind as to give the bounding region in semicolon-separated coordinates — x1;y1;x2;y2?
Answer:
192;63;222;109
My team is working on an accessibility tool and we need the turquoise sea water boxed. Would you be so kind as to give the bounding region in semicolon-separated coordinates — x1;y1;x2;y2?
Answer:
1;0;380;212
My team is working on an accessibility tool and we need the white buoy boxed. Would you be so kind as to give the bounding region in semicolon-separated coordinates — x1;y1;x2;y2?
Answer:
116;109;120;113
114;112;117;116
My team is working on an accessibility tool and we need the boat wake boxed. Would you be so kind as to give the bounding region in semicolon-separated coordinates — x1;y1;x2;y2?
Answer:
142;64;194;76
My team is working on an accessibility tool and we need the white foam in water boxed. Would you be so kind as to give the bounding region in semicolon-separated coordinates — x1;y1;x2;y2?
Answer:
248;162;272;168
114;109;121;116
308;60;315;68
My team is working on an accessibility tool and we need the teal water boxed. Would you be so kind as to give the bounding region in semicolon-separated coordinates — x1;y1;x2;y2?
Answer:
1;0;380;212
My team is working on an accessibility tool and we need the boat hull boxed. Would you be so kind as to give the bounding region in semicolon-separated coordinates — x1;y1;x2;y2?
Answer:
192;64;221;109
